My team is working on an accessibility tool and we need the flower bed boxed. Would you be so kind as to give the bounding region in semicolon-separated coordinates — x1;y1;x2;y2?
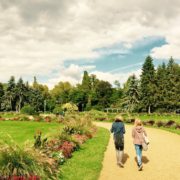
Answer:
0;113;96;179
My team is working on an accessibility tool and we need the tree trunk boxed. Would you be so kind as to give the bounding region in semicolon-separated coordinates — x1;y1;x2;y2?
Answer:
18;96;22;112
148;105;151;114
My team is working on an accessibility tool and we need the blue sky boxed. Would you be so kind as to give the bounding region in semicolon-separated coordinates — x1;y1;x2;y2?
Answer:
0;0;180;88
65;36;167;73
61;36;168;87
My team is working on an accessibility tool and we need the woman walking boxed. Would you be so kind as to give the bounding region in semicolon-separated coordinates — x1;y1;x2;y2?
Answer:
111;116;125;167
132;119;148;171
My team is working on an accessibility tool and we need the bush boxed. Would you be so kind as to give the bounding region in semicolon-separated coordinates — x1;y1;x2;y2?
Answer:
62;103;78;112
175;124;180;129
124;119;132;123
21;105;36;115
44;116;52;122
51;151;65;165
58;141;76;158
34;131;48;149
164;120;176;128
53;106;64;115
0;142;57;179
146;120;155;126
34;116;44;122
156;121;165;127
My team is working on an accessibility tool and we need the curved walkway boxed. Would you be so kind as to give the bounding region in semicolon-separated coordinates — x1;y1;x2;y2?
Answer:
96;122;180;180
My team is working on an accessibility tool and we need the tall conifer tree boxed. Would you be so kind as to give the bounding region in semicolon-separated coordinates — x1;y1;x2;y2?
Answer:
140;56;156;113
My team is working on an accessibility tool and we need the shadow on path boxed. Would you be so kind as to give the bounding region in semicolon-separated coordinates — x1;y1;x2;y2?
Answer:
122;153;129;164
134;156;150;164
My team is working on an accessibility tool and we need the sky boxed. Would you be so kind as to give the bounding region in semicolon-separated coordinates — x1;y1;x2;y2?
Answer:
0;0;180;88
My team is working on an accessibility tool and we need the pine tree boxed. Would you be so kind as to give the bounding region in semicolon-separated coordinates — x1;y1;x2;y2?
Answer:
15;78;27;112
81;71;91;109
82;71;91;91
126;74;139;112
33;76;39;90
3;76;16;110
121;75;139;112
0;83;4;110
140;56;156;113
155;63;168;112
166;57;180;111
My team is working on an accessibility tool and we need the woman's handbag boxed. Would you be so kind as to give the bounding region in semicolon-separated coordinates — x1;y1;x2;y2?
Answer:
142;133;149;151
143;133;149;144
142;142;148;151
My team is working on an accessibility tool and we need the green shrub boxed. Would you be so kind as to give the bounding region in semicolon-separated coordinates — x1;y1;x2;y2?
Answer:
0;141;57;179
34;131;48;149
53;106;64;115
62;103;78;112
87;110;108;121
21;105;36;115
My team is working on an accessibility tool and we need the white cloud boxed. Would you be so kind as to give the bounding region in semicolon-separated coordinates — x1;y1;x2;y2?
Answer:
47;64;96;88
0;0;180;86
92;69;142;87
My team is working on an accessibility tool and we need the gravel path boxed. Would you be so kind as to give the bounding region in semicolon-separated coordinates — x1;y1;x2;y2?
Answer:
95;122;180;180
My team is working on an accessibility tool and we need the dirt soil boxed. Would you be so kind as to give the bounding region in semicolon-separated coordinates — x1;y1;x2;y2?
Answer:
95;122;180;180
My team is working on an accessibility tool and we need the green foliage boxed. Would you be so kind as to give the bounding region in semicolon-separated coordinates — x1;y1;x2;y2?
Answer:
82;71;91;92
0;141;55;179
0;55;179;113
50;81;72;104
87;109;108;120
62;102;78;112
1;76;16;111
34;131;48;149
53;106;64;114
140;56;156;113
122;74;139;112
95;80;113;108
21;105;36;115
0;83;4;110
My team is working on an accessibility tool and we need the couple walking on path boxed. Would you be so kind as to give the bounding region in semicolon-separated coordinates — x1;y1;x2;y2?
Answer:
111;116;149;171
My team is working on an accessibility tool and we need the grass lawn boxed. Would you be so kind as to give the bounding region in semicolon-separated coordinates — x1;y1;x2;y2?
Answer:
59;127;110;180
0;121;62;145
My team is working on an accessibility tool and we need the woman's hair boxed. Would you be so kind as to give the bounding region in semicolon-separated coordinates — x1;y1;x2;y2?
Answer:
115;116;123;122
134;119;142;126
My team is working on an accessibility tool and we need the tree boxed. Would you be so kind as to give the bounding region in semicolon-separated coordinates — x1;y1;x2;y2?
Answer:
155;63;168;112
28;88;44;112
69;86;87;111
81;71;91;92
81;71;92;109
2;76;16;111
95;80;113;109
110;81;123;107
140;56;156;113
33;76;38;89
51;81;72;104
31;77;51;112
123;75;139;112
165;57;180;111
0;83;4;110
15;78;27;112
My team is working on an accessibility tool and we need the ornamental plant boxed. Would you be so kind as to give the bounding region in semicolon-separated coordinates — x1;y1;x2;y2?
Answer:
21;105;36;115
51;151;65;165
58;141;76;158
62;103;78;112
0;141;57;179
